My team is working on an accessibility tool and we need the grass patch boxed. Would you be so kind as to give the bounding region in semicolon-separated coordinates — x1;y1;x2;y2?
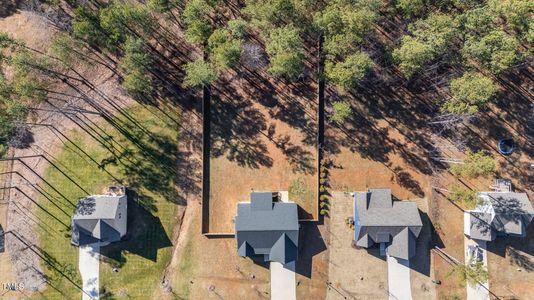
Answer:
34;105;181;299
289;177;312;204
172;214;196;299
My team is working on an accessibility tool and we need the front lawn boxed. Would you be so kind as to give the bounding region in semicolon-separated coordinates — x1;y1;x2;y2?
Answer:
34;105;181;299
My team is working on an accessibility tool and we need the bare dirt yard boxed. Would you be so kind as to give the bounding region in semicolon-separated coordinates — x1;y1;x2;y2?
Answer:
208;67;318;233
169;199;328;300
327;192;436;300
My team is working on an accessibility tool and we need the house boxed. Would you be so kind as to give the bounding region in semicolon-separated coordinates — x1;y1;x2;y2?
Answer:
71;186;127;246
353;188;423;260
234;192;299;266
464;192;534;241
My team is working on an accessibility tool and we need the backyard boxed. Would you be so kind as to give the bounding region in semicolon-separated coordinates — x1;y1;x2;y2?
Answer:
207;69;319;233
30;106;182;299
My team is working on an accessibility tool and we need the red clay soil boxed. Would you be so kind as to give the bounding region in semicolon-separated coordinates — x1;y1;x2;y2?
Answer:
208;69;319;233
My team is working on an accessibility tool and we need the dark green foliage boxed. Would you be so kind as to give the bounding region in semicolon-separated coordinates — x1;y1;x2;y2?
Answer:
393;13;458;78
227;19;248;38
119;37;154;95
325;52;373;93
265;25;305;80
208;29;242;70
442;72;498;114
462;30;519;73
396;0;425;16
183;0;214;45
242;0;298;31
314;1;381;57
488;0;532;33
183;59;217;87
72;7;107;47
100;2;154;49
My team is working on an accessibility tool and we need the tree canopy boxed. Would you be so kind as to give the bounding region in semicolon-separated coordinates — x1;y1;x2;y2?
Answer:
393;13;458;78
325;52;373;93
331;100;353;124
119;37;154;95
208;28;242;70
462;29;519;73
450;150;496;178
265;25;305;80
183;59;217;88
442;72;499;114
183;0;214;45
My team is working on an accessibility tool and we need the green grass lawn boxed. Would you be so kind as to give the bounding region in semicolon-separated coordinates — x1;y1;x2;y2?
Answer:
33;105;181;299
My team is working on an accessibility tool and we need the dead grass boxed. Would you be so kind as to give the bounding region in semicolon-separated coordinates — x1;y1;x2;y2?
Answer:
208;71;318;233
171;202;271;300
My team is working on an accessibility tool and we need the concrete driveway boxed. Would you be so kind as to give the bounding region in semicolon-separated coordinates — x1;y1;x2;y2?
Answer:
270;261;296;300
79;243;100;300
387;255;412;300
464;236;489;300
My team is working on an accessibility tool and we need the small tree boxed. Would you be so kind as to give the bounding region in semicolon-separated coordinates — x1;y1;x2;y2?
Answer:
448;184;481;209
392;36;434;78
331;100;352;124
208;28;242;70
452;261;489;287
265;25;305;80
442;72;498;114
450;150;496;179
489;0;532;33
396;0;425;16
325;52;373;93
462;30;519;73
393;13;457;78
227;19;248;38
409;13;458;54
183;0;214;45
119;37;153;95
183;59;217;88
72;6;107;47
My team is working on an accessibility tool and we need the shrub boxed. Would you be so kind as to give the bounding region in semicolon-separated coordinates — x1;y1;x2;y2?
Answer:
331;100;353;124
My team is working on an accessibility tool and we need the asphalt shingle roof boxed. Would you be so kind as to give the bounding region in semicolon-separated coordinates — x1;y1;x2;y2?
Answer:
235;192;299;265
354;189;422;260
466;192;534;241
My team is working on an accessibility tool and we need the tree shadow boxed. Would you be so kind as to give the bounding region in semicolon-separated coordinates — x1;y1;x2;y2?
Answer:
391;166;425;197
0;0;21;17
295;222;327;278
410;211;435;276
210;94;273;169
100;193;172;264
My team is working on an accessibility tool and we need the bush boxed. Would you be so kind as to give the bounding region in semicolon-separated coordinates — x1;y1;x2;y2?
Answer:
320;201;329;208
319;178;327;185
331;100;353;124
319;195;329;201
320;208;329;216
319;185;326;193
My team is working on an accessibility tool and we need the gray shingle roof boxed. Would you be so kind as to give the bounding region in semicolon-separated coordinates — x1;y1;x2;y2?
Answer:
235;192;299;265
73;196;121;219
71;195;125;246
353;189;422;260
466;192;534;241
